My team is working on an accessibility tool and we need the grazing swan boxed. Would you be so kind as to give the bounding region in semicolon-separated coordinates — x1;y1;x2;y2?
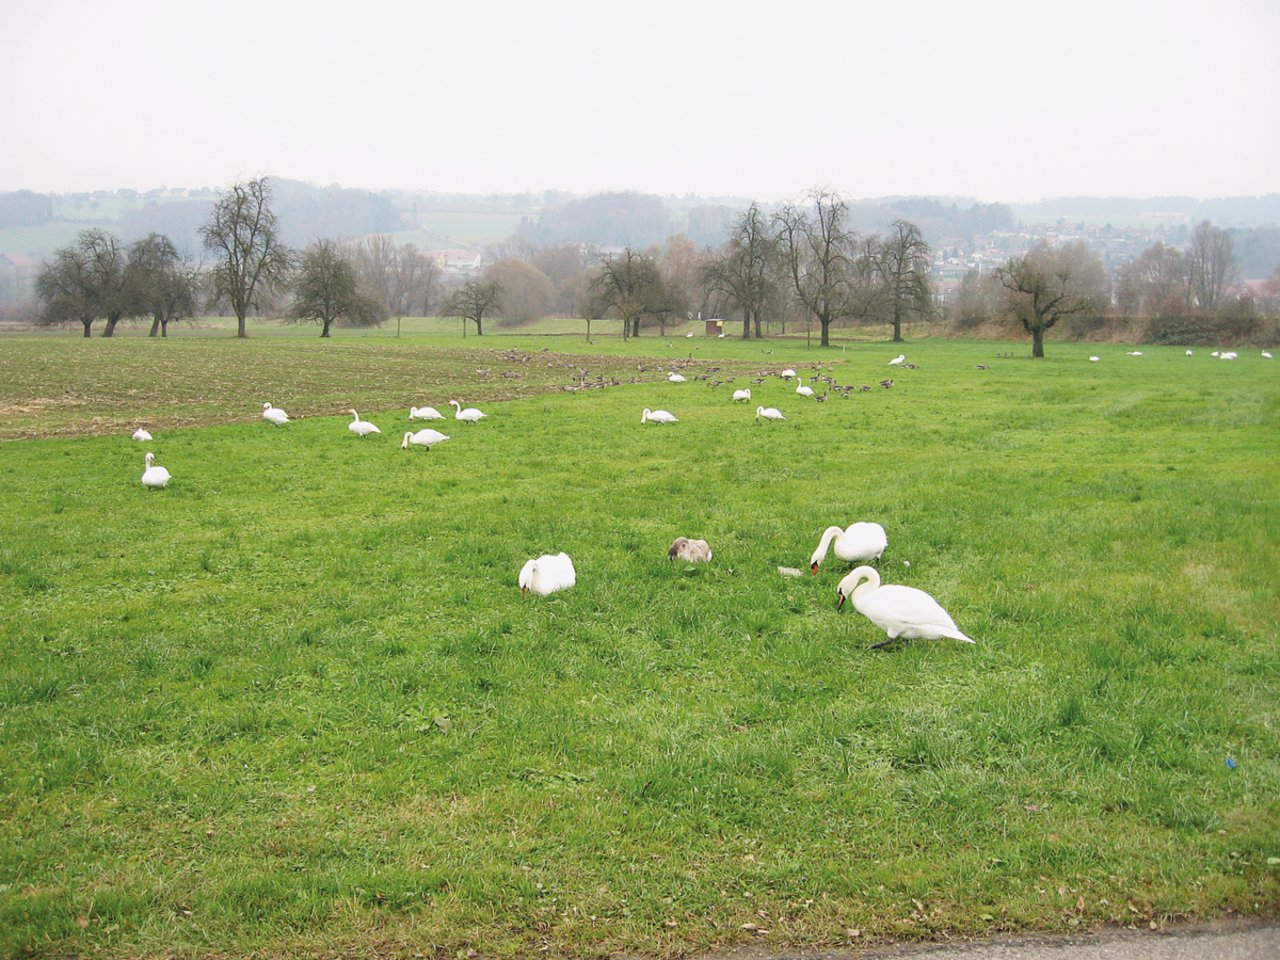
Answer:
732;388;752;402
888;354;905;366
780;368;797;379
1263;351;1274;359
1186;350;1194;356
1089;356;1100;362
410;405;446;421
810;522;888;572
668;537;712;563
1211;351;1220;357
401;429;450;451
262;402;290;426
796;382;815;397
1220;351;1238;360
347;409;381;438
140;452;170;489
1127;351;1144;356
131;428;152;442
519;552;576;596
668;372;687;383
755;405;785;422
449;400;487;423
836;566;974;649
641;408;678;424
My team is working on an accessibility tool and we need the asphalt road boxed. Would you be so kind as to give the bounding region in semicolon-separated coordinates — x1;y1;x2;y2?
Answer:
713;920;1280;960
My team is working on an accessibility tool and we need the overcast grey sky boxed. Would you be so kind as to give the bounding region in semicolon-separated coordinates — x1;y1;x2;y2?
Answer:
3;0;1277;202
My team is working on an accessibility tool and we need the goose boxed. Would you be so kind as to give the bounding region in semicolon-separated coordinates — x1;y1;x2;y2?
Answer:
410;405;446;421
641;408;678;424
780;368;797;379
519;552;576;596
261;402;290;426
140;452;170;489
836;566;974;649
347;409;381;438
668;372;687;383
1263;351;1274;359
668;537;712;563
796;382;815;397
449;400;487;423
131;428;152;442
1089;356;1100;362
755;406;785;422
731;388;752;402
810;522;888;573
888;354;905;366
401;429;450;451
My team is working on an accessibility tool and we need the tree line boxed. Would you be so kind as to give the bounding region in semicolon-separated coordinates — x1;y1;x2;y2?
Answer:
32;180;1280;354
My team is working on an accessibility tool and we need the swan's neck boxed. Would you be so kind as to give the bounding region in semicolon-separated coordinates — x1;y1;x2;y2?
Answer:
402;432;411;448
814;526;842;562
351;411;360;422
853;569;880;597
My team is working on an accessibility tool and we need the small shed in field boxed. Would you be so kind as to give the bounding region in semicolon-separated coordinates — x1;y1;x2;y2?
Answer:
705;318;725;336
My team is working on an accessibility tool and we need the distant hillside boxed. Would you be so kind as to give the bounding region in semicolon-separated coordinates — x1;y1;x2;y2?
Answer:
1012;195;1280;228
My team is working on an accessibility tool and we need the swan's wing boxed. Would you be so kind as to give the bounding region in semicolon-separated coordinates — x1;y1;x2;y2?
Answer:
865;585;967;639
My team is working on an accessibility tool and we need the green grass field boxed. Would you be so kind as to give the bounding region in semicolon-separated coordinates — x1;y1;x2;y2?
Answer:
1;334;1277;958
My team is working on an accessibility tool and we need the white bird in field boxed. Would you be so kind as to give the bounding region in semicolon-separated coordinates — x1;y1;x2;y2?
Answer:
755;405;785;422
641;408;678;425
1263;351;1274;359
1186;350;1194;356
796;382;815;397
347;409;381;438
1220;351;1238;360
731;388;752;402
781;368;797;379
809;522;888;573
410;405;446;421
401;429;450;451
449;400;487;423
519;552;576;596
261;402;290;426
1211;351;1220;357
131;428;152;442
1089;356;1100;362
140;452;170;489
836;566;975;649
685;332;694;338
668;372;687;383
888;354;905;366
668;537;712;563
1127;351;1144;356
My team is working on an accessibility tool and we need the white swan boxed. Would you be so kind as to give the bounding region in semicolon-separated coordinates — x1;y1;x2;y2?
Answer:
1211;351;1220;357
888;354;905;366
796;383;815;398
837;566;974;648
1186;350;1194;356
780;368;797;379
668;372;687;383
131;428;152;442
1220;351;1238;360
1127;351;1144;356
1263;351;1274;359
449;400;487;423
519;552;576;596
641;408;678;424
668;537;712;563
347;409;381;438
731;388;752;402
1089;356;1100;362
401;429;450;451
140;452;170;489
262;402;290;426
410;405;446;421
755;405;785;422
810;522;888;573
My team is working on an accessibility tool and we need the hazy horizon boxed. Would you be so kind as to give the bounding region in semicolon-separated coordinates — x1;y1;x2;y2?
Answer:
3;0;1278;204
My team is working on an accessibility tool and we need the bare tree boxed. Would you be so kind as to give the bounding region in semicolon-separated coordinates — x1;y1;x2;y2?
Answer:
872;219;934;341
591;248;662;338
288;240;385;337
774;189;857;347
996;241;1108;358
946;268;1004;330
1117;241;1191;318
32;229;130;337
481;258;553;325
446;279;503;336
126;233;199;337
1186;221;1238;313
702;202;778;339
200;177;292;337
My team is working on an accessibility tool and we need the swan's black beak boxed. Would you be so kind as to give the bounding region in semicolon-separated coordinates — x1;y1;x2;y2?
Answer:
836;591;846;611
810;562;819;574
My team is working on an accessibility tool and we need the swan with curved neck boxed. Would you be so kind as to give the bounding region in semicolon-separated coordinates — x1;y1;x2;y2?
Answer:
449;400;487;423
836;566;974;649
641;408;678;424
348;409;381;437
401;429;450;451
140;451;171;489
519;553;576;596
810;522;887;573
755;406;785;422
262;402;290;426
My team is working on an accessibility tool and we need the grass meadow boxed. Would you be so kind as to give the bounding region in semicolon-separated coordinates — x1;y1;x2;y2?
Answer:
1;332;1278;958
